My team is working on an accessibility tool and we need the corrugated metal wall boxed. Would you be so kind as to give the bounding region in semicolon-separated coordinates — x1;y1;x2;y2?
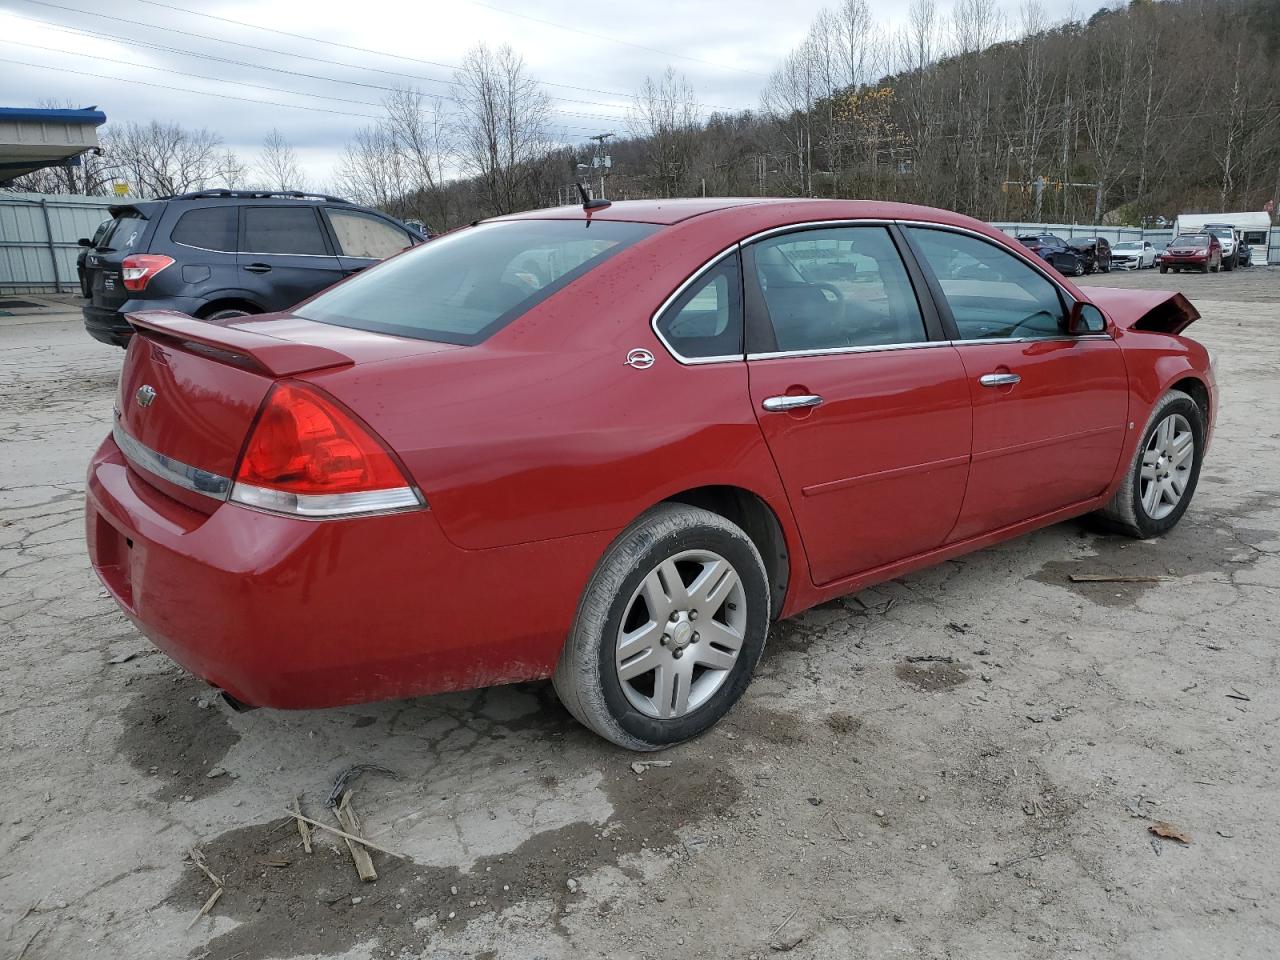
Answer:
0;193;117;293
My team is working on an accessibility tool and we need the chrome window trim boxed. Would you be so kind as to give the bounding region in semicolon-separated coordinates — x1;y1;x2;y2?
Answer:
112;416;230;501
748;340;950;362
952;334;1113;346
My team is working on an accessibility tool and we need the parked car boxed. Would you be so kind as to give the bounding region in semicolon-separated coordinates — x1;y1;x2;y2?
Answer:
76;218;112;297
81;190;424;347
1110;240;1157;270
1237;238;1252;267
1203;224;1241;271
87;198;1215;750
1015;234;1085;276
1158;232;1222;273
1067;236;1112;273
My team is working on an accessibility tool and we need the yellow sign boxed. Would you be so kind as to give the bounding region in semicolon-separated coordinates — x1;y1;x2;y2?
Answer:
113;183;129;197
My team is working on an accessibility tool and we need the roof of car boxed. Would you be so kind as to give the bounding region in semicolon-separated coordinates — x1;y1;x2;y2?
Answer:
493;197;985;228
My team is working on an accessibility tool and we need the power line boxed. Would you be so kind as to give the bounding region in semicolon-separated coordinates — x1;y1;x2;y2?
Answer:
456;0;769;77
3;10;636;117
0;37;633;124
9;0;748;113
0;56;616;136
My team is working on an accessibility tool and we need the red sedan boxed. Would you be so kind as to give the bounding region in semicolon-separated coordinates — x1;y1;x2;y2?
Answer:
86;198;1215;750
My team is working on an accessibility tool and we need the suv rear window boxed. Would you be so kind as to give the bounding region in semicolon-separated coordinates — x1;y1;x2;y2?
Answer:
171;206;237;252
296;219;659;345
100;213;144;252
243;207;330;256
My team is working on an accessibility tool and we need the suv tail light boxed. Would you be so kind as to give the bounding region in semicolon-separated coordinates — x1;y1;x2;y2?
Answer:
121;254;175;291
230;382;423;518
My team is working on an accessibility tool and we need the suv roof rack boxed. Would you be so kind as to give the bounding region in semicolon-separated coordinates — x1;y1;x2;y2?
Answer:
160;189;353;203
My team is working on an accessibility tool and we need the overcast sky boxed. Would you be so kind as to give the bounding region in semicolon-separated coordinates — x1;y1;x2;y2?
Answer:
0;0;996;186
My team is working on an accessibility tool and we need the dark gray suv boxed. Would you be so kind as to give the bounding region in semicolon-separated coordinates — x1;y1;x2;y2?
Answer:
81;190;423;346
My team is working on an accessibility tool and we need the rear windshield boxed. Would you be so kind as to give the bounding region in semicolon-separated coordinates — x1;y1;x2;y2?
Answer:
297;219;659;345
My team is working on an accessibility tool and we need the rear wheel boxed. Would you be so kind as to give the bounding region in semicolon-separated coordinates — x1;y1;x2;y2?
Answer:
203;308;253;321
1096;389;1204;539
554;504;770;750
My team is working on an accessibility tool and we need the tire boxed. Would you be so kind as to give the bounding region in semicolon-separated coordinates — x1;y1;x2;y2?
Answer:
1223;254;1235;272
1072;260;1085;277
1159;265;1168;274
1096;389;1204;539
553;503;770;751
202;307;253;321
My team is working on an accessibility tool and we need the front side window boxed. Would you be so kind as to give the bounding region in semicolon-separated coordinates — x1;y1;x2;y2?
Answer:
907;227;1068;340
750;226;926;353
297;219;659;345
655;254;742;359
327;208;413;259
171;206;237;252
242;206;329;256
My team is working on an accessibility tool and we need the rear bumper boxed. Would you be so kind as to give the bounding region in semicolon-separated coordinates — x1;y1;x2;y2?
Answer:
83;296;207;346
85;436;608;709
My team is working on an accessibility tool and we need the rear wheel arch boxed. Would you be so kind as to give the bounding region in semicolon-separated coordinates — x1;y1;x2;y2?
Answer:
662;485;791;620
195;297;263;320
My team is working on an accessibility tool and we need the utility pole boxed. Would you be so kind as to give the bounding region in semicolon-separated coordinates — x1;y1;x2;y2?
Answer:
588;132;615;200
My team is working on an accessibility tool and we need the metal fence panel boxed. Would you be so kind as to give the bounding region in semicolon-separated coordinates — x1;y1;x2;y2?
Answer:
0;192;117;293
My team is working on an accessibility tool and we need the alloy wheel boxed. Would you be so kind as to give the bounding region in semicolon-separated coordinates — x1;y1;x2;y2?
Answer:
615;549;747;720
1140;413;1194;520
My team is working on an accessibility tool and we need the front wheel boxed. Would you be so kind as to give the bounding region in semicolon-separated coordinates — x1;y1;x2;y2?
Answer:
1072;260;1085;277
1096;389;1204;539
1159;265;1168;274
554;504;770;750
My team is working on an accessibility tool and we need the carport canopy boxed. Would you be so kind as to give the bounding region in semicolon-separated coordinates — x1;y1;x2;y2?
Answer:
0;106;106;185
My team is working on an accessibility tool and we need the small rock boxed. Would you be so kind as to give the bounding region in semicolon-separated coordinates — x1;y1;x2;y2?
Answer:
566;878;578;893
206;767;227;779
352;896;363;905
181;795;194;803
196;698;210;710
874;809;885;818
807;797;823;806
450;885;458;895
447;910;455;919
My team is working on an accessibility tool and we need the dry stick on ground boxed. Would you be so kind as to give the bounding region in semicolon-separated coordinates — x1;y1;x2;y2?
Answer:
335;790;378;882
1068;574;1167;583
282;808;410;860
186;847;225;929
769;906;800;940
292;796;313;853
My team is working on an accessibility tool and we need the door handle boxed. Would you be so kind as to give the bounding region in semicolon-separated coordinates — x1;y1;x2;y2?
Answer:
979;373;1021;388
243;263;272;274
762;394;824;412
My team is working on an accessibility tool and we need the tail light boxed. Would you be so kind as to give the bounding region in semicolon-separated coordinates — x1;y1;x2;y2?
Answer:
120;254;175;291
230;382;423;518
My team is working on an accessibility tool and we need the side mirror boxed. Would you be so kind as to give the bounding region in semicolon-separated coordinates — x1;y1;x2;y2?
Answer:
1068;302;1107;335
77;237;92;247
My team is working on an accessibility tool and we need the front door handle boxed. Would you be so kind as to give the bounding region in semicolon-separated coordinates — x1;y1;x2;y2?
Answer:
979;373;1021;388
762;394;824;412
243;263;272;274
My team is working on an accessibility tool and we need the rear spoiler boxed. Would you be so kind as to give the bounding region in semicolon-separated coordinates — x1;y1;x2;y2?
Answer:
126;310;353;377
1085;288;1200;336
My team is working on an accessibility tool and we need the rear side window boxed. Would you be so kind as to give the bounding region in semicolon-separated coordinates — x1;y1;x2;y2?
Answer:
101;213;143;252
243;207;329;256
297;220;659;345
327;208;413;259
655;254;742;359
751;226;926;352
171;207;237;252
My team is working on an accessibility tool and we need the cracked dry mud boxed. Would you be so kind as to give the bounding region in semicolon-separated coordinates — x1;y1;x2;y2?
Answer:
2;270;1278;960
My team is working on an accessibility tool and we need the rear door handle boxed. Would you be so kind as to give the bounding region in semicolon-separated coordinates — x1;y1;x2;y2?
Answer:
243;263;272;274
979;373;1021;388
762;394;824;412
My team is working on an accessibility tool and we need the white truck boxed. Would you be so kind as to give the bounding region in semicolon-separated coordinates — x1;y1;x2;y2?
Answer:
1172;211;1271;267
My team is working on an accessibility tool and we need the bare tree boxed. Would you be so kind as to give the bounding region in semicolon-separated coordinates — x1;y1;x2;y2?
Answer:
333;125;412;217
452;43;552;216
102;120;227;197
382;87;453;229
257;127;306;192
629;67;703;197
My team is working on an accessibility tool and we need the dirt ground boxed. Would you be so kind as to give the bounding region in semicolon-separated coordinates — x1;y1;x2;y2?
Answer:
2;268;1277;960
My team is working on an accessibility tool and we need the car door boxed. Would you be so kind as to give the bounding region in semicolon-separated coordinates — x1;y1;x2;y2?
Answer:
322;206;418;276
744;224;972;586
903;226;1128;541
238;205;344;310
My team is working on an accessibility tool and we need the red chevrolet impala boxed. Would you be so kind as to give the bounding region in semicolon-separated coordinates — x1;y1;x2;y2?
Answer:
86;198;1214;750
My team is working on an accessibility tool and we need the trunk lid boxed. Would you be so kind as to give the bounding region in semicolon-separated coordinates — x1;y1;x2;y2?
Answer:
115;310;459;511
